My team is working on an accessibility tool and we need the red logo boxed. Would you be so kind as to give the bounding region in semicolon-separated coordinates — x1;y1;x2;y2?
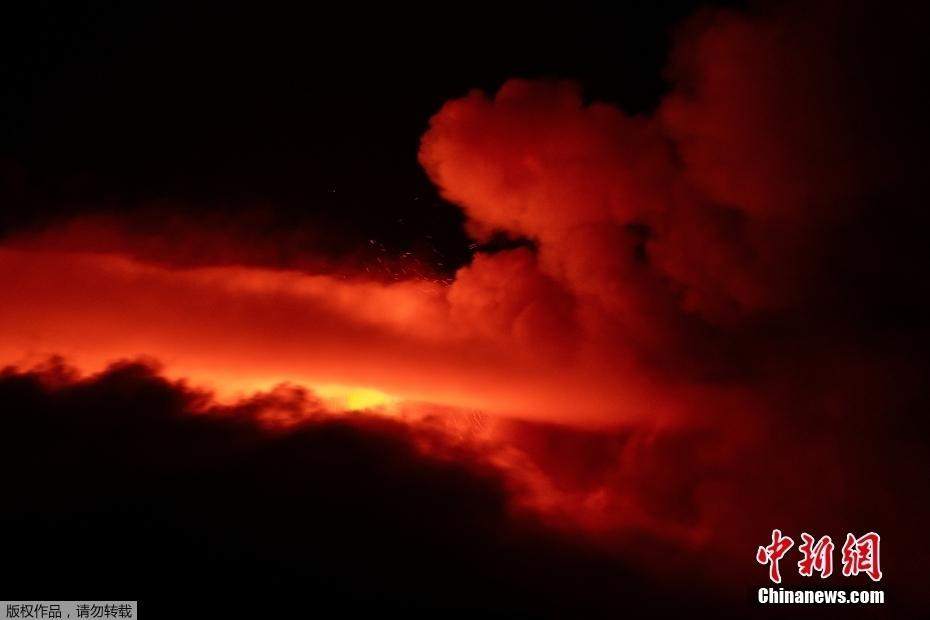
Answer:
758;530;881;582
756;529;794;583
841;532;882;581
798;533;834;578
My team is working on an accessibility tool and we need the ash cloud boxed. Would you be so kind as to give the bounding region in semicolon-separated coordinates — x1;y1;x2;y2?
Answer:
414;0;930;602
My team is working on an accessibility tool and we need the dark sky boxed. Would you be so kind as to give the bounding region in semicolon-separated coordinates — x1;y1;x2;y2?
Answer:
0;3;712;267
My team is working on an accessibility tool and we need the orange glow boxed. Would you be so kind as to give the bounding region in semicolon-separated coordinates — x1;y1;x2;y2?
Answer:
0;245;694;428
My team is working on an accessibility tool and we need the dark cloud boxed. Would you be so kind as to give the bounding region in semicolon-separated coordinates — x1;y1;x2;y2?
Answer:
1;361;736;616
3;360;926;615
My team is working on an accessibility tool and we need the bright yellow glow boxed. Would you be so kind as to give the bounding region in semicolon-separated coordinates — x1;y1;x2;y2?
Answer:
314;384;399;411
147;370;402;413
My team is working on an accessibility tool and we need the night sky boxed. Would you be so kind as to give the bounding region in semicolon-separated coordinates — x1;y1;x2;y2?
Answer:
2;1;928;616
1;4;706;268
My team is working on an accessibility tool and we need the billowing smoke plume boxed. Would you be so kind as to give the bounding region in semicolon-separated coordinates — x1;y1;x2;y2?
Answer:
414;2;929;596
